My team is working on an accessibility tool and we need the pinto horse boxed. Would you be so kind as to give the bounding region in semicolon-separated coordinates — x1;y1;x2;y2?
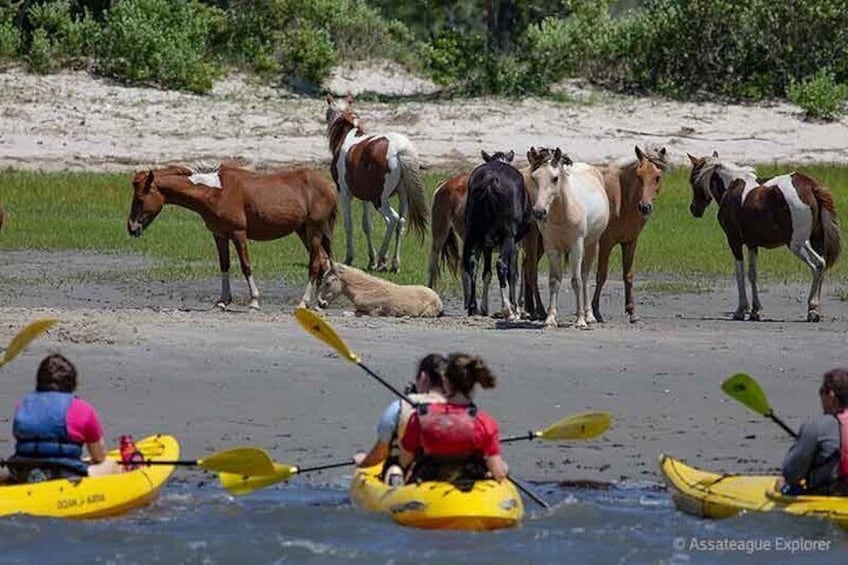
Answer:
462;150;532;320
127;163;337;310
325;94;428;272
427;170;547;320
592;145;669;323
529;147;610;328
688;153;841;322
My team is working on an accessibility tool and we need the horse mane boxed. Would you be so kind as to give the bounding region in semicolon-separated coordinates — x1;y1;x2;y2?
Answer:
189;161;221;174
693;157;758;197
615;144;670;172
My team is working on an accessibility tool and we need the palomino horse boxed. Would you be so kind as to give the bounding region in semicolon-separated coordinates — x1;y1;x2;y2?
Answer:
529;147;610;328
318;261;443;317
127;163;337;310
688;152;841;322
325;94;428;272
462;150;532;320
427;170;546;320
592;145;669;323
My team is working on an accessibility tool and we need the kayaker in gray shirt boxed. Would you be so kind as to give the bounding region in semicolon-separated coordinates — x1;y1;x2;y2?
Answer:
780;368;848;495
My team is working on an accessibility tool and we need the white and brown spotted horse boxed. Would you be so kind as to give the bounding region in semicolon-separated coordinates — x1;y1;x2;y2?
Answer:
325;94;428;272
688;152;841;322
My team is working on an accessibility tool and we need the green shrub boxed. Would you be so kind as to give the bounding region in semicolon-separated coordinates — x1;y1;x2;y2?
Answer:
27;27;55;73
787;69;847;121
98;0;222;93
0;20;19;59
278;24;337;86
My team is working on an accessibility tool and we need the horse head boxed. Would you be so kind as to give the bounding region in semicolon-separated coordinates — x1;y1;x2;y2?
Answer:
688;151;739;218
481;150;515;164
326;93;361;152
528;146;573;221
634;145;667;217
127;170;165;237
317;261;343;305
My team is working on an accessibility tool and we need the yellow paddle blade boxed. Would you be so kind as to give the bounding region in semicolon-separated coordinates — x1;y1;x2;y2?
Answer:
0;318;59;368
722;373;771;416
294;307;361;364
538;411;612;440
197;447;276;475
218;463;298;496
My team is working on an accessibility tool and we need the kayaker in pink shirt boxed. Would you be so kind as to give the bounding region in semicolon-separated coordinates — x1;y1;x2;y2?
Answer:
6;353;121;482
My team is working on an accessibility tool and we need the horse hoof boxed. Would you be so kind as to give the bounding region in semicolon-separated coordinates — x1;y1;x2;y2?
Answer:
585;313;597;325
628;314;640;324
543;317;557;328
344;256;354;266
748;312;761;322
807;311;821;322
390;264;400;273
593;310;605;324
216;301;230;311
732;312;746;321
249;300;260;310
575;320;589;330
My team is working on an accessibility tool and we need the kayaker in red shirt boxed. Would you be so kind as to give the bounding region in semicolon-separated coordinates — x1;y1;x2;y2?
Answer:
779;367;848;495
400;353;508;487
353;354;448;485
5;353;121;482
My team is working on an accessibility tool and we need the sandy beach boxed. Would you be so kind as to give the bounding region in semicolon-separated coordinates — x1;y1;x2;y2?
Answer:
1;64;847;487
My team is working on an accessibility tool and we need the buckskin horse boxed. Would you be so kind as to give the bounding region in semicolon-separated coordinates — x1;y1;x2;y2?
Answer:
529;147;610;329
592;145;669;323
462;150;532;321
325;94;428;272
127;163;337;310
688;152;841;322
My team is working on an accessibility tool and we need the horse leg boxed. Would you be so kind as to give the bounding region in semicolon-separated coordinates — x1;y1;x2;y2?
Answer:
296;225;327;310
340;188;355;266
592;237;613;324
544;248;563;328
728;239;748;320
621;239;639;323
582;241;599;324
497;237;517;321
390;192;409;272
747;246;762;321
428;217;450;289
570;239;587;329
232;231;260;309
481;248;493;317
792;241;826;322
214;234;232;310
462;242;480;316
361;201;376;270
376;200;400;272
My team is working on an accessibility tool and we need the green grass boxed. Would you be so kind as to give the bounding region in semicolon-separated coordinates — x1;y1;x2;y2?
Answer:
1;164;847;293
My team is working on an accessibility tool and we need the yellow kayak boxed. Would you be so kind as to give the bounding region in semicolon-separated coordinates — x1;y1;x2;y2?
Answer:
0;434;179;519
349;464;524;530
660;454;848;529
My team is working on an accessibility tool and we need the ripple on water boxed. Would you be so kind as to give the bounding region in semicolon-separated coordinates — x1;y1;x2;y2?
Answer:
0;481;844;564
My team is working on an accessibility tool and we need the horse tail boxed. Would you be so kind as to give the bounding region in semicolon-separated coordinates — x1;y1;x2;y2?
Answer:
812;184;841;269
428;181;462;286
397;148;429;242
322;197;337;261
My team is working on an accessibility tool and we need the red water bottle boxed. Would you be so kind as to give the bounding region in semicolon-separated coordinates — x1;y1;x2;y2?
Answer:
119;434;144;470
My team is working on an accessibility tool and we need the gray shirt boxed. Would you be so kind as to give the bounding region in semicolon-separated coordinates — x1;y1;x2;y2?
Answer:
781;415;841;490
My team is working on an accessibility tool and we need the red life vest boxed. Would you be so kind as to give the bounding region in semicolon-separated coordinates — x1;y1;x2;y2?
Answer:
416;403;481;458
838;411;848;478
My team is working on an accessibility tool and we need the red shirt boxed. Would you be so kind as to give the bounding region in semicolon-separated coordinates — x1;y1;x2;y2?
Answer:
401;403;501;457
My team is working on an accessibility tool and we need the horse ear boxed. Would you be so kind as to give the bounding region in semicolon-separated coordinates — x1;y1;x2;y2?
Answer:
659;147;667;157
635;145;646;161
562;153;573;167
712;150;719;158
552;148;562;165
326;93;335;106
344;93;354;105
481;150;492;163
687;153;701;166
527;147;538;167
505;150;515;162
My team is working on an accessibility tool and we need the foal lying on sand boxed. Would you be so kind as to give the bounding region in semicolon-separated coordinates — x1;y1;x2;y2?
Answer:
318;262;443;317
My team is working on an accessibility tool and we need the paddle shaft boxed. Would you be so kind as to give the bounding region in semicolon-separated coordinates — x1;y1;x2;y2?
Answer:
767;411;798;439
357;361;419;408
501;431;537;444
296;460;354;474
508;475;551;509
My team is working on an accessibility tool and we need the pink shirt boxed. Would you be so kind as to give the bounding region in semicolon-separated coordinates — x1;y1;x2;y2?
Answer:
66;398;104;444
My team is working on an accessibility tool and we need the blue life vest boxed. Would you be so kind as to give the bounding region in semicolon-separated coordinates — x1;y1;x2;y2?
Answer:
12;392;87;476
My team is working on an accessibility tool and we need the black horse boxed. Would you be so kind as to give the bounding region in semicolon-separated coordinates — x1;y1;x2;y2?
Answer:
461;150;532;319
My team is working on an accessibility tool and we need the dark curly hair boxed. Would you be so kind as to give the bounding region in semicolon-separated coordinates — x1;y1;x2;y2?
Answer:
820;367;848;408
445;353;496;397
36;353;77;393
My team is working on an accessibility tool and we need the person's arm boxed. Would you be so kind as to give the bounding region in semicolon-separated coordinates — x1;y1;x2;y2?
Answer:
485;454;508;481
356;401;400;468
781;421;817;486
480;412;508;481
357;441;389;468
87;439;108;464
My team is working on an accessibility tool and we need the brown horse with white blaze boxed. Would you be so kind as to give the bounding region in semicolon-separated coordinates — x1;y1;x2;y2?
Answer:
326;94;428;272
127;163;337;310
592;145;669;323
688;152;841;322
